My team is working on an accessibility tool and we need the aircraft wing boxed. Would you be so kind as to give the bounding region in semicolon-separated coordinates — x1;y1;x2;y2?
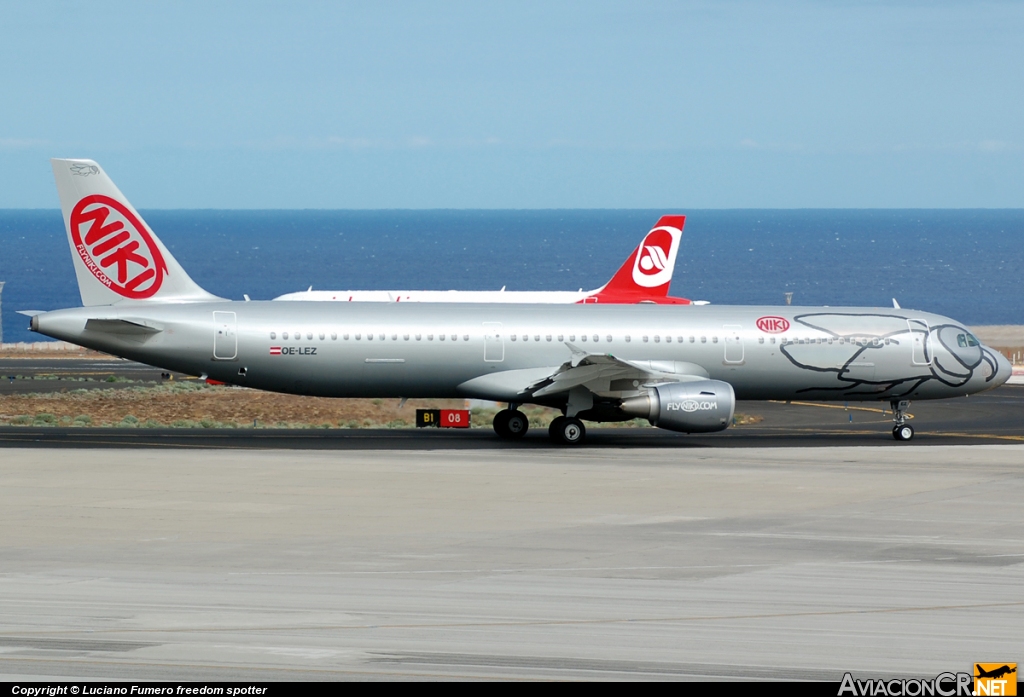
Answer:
457;343;709;402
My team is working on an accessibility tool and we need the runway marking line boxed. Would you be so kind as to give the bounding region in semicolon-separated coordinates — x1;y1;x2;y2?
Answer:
769;400;914;419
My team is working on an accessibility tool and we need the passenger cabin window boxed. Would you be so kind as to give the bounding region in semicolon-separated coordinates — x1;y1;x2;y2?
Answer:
270;332;277;339
331;333;337;340
282;332;289;340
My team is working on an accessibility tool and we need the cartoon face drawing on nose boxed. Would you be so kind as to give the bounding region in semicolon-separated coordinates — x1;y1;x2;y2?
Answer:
933;326;983;379
776;313;1002;397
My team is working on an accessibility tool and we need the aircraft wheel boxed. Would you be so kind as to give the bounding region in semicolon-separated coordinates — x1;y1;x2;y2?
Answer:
892;424;914;441
548;416;566;441
493;410;511;437
494;409;528;439
551;416;586;446
505;410;529;438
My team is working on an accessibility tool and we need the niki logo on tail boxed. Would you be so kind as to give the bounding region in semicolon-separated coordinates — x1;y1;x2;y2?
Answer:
69;194;168;299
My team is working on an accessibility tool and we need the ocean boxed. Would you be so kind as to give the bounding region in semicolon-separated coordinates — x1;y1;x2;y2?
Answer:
1;209;1022;344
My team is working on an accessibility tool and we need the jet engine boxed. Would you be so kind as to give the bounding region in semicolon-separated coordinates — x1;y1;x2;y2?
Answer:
619;379;735;433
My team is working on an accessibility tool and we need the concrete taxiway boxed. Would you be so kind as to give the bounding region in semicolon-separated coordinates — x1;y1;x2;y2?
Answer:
1;444;1022;680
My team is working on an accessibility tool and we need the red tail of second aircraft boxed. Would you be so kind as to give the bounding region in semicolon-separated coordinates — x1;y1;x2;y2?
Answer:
588;215;689;304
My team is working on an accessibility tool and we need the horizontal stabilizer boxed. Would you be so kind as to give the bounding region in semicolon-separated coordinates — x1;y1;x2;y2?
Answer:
85;318;162;336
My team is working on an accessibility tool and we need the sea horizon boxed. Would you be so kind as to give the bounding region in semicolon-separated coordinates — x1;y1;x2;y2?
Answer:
2;208;1022;344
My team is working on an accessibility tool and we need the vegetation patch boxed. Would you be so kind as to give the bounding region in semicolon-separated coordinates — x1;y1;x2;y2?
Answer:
0;382;761;429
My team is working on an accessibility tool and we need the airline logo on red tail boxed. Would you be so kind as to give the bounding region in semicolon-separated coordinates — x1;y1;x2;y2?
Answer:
631;226;680;288
69;194;167;299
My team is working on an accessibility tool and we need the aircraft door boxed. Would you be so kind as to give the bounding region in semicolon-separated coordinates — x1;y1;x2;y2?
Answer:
723;325;744;363
483;322;504;362
213;311;237;360
907;319;931;365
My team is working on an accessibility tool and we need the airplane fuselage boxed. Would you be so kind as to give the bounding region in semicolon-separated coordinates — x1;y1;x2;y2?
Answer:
33;301;1009;406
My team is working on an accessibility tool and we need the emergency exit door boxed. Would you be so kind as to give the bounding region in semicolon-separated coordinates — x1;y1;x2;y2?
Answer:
213;311;237;360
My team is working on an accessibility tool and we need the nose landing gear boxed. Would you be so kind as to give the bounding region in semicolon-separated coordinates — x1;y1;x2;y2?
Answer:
890;400;914;441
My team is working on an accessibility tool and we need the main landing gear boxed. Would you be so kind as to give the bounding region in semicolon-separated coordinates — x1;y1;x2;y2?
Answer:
493;406;529;440
548;416;586;446
492;406;588;446
890;399;914;441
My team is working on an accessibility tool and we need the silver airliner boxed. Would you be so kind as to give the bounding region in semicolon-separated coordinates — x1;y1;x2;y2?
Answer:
26;159;1013;444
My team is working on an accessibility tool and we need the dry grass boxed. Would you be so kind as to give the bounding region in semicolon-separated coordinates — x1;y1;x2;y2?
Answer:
0;382;470;428
0;382;761;429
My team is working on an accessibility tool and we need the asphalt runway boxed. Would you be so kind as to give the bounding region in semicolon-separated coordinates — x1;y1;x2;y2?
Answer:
1;445;1022;680
2;383;1023;449
0;357;171;396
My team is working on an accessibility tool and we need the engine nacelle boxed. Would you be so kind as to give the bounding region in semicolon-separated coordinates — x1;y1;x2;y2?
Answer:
620;379;735;433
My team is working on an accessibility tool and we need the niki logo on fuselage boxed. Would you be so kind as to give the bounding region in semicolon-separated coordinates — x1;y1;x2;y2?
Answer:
270;346;318;356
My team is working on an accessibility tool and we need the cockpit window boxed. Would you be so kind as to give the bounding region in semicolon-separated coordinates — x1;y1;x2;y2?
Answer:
957;333;981;348
967;334;979;347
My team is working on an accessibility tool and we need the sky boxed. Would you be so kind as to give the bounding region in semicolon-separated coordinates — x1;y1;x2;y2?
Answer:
0;1;1022;208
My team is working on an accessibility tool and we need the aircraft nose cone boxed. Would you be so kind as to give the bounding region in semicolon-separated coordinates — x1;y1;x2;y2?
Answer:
994;351;1013;387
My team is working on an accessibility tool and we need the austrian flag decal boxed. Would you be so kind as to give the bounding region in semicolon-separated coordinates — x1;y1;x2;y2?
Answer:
69;194;168;299
269;347;282;355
